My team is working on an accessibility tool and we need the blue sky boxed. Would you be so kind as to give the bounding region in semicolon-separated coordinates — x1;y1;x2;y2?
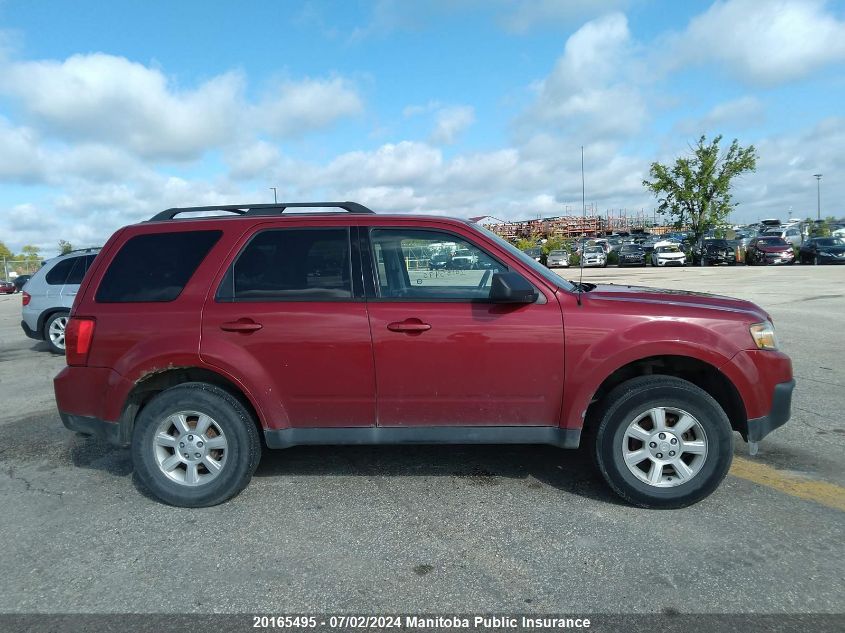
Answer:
1;0;844;255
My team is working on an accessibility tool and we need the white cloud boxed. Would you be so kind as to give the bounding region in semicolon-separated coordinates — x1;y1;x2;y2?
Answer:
0;53;364;162
253;77;363;138
672;0;845;84
324;141;443;188
499;0;630;34
430;105;475;144
523;13;647;140
225;141;283;180
0;53;245;160
675;96;765;135
0;118;45;182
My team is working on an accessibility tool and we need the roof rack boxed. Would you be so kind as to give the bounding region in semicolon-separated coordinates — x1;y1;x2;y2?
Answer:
148;201;375;222
58;247;102;256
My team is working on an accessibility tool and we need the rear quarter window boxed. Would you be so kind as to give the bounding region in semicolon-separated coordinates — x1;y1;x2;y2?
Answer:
45;257;78;285
95;231;221;302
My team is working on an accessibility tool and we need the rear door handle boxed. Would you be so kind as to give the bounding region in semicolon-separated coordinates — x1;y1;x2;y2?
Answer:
387;319;431;333
220;319;263;333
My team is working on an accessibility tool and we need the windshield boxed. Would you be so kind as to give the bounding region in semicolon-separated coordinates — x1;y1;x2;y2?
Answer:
758;237;788;246
475;224;575;291
549;250;567;256
816;238;844;247
620;245;641;253
585;246;604;254
657;245;680;253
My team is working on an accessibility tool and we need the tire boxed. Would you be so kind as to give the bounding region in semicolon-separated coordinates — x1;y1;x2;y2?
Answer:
591;375;733;509
132;382;261;507
44;311;70;354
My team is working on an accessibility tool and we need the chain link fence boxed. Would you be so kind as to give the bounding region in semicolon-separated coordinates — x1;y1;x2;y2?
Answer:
1;258;42;280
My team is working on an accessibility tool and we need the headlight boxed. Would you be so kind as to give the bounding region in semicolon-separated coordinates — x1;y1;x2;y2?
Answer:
750;321;778;350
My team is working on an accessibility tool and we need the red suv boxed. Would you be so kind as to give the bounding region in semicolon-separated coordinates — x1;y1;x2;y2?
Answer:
54;202;794;508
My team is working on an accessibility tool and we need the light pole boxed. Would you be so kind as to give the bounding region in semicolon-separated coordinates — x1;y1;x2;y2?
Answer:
813;174;822;221
270;187;278;204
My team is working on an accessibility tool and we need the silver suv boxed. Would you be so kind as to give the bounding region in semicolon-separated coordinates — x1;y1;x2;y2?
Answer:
21;248;100;353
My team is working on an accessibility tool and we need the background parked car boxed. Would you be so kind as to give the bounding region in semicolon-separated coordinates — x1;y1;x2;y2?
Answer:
798;237;845;265
745;236;794;266
617;244;646;267
692;238;736;266
581;245;607;267
652;243;687;267
12;274;32;292
521;246;546;266
20;248;100;353
546;249;570;268
0;280;15;294
763;226;803;248
428;252;450;270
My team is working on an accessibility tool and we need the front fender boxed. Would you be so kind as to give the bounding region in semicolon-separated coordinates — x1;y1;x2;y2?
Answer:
561;316;742;430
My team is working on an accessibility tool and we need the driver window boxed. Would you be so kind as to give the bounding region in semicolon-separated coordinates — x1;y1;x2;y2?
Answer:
370;229;506;300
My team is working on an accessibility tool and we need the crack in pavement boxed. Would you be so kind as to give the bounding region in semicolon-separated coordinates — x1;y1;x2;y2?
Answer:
4;466;65;500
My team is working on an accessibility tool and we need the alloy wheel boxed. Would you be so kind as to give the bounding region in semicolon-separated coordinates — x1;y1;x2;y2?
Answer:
621;406;708;488
152;411;228;487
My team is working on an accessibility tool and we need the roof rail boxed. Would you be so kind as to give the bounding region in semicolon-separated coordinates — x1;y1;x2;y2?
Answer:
59;247;102;256
148;201;375;222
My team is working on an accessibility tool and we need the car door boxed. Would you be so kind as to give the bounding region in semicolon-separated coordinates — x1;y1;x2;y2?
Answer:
362;225;565;427
201;224;376;428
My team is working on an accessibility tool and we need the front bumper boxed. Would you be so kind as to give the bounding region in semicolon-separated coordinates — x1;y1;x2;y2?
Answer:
744;379;795;442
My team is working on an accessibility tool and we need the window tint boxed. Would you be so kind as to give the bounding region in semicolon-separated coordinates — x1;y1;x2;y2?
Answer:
218;228;352;301
96;231;221;302
370;229;506;300
64;254;97;285
45;257;78;285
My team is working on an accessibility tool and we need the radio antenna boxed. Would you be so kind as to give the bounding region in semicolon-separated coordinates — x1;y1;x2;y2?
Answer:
577;145;586;305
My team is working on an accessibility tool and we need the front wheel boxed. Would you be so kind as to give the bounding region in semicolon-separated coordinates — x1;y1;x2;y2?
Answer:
592;375;733;508
132;383;261;507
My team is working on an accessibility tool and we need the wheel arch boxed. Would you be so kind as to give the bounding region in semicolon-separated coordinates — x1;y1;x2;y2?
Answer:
38;307;71;334
119;366;266;446
579;355;747;438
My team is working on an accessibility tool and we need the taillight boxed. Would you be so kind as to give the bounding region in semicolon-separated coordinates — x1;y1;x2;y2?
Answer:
22;291;30;306
66;317;95;366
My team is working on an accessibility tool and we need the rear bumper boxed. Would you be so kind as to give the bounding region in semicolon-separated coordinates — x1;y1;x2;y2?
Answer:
54;365;135;434
745;379;795;442
59;411;129;447
21;319;41;340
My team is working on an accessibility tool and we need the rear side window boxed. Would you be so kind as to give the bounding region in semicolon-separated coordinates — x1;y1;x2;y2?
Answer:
217;228;351;301
96;231;221;302
45;257;78;285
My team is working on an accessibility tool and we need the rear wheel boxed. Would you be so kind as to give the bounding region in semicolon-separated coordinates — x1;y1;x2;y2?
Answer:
44;311;69;354
592;375;733;508
132;383;261;507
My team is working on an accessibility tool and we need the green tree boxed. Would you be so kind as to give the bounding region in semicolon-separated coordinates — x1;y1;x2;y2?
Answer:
18;245;41;266
58;240;74;254
0;241;12;260
643;135;757;243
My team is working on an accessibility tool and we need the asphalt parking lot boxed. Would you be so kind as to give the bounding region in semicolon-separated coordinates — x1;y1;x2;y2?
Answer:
0;265;843;615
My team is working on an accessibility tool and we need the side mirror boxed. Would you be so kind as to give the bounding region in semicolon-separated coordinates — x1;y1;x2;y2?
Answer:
489;272;538;304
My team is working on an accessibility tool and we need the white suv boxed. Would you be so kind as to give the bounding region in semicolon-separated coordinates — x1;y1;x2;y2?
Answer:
21;248;100;353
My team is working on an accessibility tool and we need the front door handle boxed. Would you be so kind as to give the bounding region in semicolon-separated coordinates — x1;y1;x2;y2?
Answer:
220;319;263;333
387;319;431;333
